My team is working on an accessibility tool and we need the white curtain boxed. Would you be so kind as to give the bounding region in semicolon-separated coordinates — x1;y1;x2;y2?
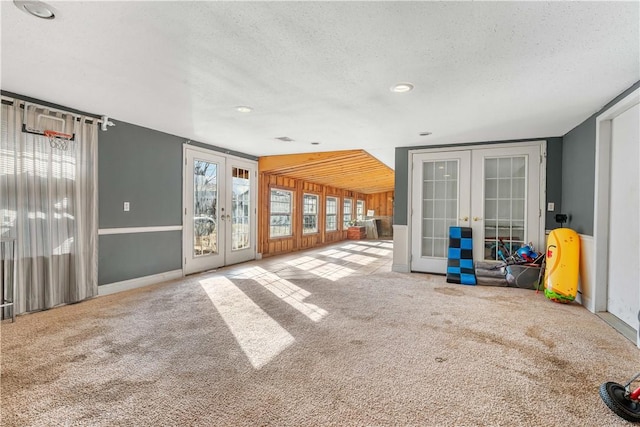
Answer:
0;100;97;315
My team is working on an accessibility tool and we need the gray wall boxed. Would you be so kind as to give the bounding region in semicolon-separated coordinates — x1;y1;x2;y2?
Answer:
99;231;182;285
561;81;640;235
98;120;256;285
98;120;184;285
394;138;563;229
99;121;183;228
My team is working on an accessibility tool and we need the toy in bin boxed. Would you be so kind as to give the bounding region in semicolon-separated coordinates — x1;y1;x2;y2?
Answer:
544;228;580;303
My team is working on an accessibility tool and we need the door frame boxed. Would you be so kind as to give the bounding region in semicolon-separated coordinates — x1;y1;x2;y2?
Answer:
182;144;258;275
593;87;639;347
407;140;546;272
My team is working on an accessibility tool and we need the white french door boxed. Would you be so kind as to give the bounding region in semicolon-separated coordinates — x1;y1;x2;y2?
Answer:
225;158;257;266
411;142;544;274
411;151;471;272
471;145;543;264
184;147;256;275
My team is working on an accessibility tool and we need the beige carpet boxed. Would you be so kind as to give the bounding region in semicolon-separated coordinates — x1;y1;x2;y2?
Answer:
1;240;638;426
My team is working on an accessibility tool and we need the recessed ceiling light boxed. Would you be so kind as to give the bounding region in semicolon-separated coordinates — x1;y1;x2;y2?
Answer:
14;1;55;19
419;131;432;136
235;106;253;113
390;82;414;93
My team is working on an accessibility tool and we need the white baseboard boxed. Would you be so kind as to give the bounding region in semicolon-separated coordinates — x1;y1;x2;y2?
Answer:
392;224;409;273
98;269;183;296
392;263;411;273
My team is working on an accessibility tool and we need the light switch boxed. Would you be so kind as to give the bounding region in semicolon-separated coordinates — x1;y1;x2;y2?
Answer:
547;202;555;212
124;202;130;212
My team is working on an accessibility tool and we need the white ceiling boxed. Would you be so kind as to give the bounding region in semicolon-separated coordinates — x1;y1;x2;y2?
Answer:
2;1;638;168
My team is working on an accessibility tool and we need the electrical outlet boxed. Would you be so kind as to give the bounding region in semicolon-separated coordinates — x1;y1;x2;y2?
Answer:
547;202;555;212
124;202;130;212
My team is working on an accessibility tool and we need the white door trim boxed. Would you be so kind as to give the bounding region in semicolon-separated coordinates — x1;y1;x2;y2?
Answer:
593;87;640;347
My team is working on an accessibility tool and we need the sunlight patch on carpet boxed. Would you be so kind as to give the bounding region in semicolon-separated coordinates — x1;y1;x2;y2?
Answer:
363;247;392;256
243;267;328;322
286;256;326;270
309;263;355;281
340;243;367;252
200;276;295;369
286;256;355;281
319;249;377;265
343;253;377;265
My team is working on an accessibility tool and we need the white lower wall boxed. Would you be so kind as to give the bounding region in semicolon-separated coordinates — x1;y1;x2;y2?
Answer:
392;225;410;272
577;234;595;312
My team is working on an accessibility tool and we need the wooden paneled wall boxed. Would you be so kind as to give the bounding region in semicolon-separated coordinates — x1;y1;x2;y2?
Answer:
365;191;394;217
259;173;393;257
365;191;394;237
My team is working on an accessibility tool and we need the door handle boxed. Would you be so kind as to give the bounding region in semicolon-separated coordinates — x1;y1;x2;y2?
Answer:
473;217;483;221
459;216;469;222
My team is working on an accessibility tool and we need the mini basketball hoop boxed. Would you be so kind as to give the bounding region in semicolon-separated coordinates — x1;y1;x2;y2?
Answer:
44;130;73;151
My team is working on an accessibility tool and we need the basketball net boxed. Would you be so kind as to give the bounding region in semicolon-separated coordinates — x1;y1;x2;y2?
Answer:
44;130;72;151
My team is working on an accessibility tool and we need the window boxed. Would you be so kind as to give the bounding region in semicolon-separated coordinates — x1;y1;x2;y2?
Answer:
343;198;353;228
303;194;319;234
270;189;293;238
326;197;338;231
356;199;365;221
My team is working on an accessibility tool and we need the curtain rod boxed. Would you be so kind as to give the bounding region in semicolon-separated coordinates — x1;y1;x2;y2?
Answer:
1;93;115;130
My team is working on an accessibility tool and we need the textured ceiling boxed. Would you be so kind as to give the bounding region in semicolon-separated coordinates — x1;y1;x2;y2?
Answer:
1;1;638;168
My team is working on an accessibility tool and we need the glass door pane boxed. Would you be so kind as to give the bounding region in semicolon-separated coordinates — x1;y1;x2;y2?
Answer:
225;159;256;266
421;160;459;258
193;160;218;256
184;149;226;275
483;156;526;260
231;167;250;251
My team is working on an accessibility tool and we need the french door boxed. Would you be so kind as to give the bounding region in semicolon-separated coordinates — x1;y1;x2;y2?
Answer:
411;142;544;274
184;147;256;275
411;151;471;272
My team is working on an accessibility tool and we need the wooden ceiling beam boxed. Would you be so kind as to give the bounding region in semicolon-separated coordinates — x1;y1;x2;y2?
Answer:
259;149;395;194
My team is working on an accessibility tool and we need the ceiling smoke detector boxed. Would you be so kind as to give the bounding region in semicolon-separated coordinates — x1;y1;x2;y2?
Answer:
419;131;433;136
390;82;414;93
14;1;55;19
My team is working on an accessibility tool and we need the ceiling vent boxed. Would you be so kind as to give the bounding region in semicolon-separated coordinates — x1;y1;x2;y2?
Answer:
275;136;294;142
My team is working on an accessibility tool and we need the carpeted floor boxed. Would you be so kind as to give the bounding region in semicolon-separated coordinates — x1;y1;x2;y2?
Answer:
1;240;638;426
